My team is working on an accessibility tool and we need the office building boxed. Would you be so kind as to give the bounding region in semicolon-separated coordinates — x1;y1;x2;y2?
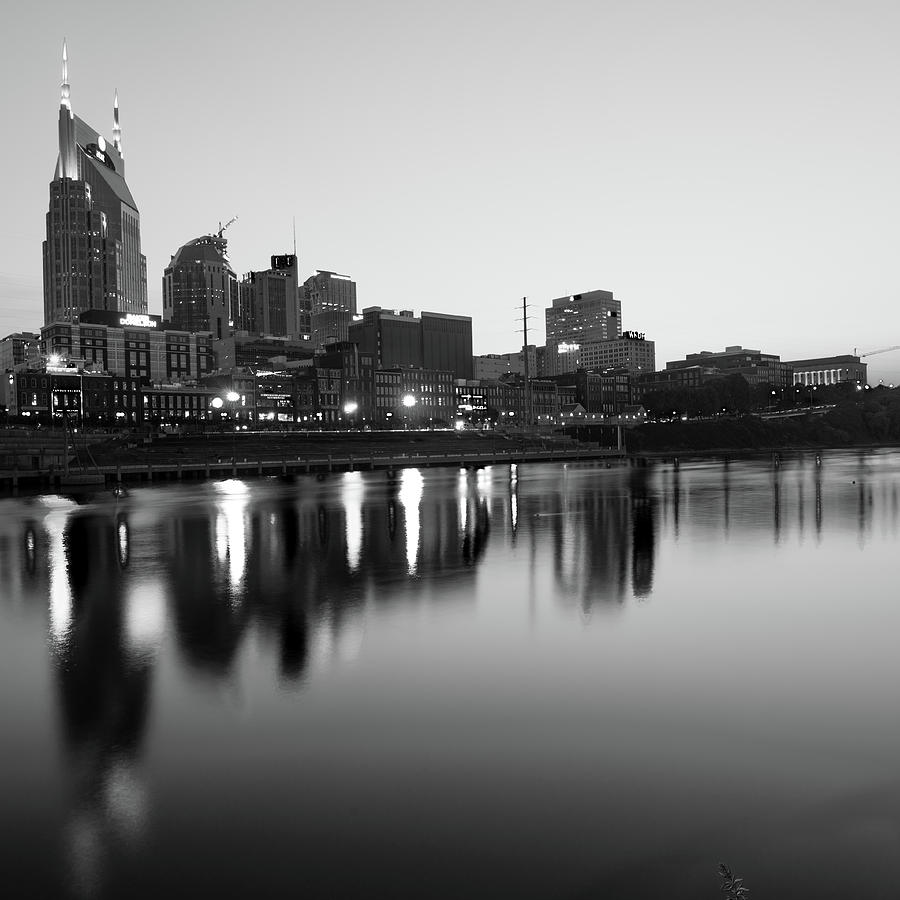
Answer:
41;310;213;384
545;290;621;376
667;346;793;388
549;370;633;416
634;366;723;395
243;254;301;339
473;353;524;381
349;307;473;380
303;270;357;348
473;346;538;381
422;311;474;379
580;332;656;376
43;43;147;326
162;234;240;340
213;333;314;371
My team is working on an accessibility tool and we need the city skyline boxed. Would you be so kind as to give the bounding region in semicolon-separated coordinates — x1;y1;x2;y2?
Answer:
3;1;900;383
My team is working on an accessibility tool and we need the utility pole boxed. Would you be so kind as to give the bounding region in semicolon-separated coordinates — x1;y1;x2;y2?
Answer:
517;297;534;428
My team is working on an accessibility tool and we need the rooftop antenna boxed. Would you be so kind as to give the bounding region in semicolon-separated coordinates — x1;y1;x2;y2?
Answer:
292;216;297;257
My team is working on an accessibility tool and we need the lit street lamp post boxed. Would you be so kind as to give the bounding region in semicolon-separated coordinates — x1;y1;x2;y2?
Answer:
226;391;240;460
211;390;241;462
401;393;416;430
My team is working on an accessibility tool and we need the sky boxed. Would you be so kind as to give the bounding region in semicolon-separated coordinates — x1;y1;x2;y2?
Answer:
2;0;900;383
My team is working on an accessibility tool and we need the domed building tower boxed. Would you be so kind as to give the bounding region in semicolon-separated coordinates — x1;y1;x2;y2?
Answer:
162;234;240;339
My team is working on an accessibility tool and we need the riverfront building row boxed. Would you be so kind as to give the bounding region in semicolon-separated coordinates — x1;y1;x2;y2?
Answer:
1;362;618;429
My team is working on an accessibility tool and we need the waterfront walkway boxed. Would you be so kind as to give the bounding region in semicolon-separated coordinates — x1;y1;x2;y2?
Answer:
0;430;626;492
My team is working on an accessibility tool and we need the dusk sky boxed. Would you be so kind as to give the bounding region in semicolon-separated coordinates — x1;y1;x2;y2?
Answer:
3;0;900;382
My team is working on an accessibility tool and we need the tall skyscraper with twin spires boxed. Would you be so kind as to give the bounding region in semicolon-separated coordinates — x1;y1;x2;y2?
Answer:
42;42;148;327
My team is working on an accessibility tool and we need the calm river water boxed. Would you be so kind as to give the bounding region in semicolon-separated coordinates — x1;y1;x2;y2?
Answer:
2;452;900;898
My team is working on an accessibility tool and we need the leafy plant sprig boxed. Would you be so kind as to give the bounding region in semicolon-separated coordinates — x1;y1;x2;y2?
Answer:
719;863;750;898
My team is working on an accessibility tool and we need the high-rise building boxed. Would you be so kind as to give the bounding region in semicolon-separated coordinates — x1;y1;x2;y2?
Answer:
348;307;473;380
162;235;240;340
544;289;621;376
303;270;357;348
43;43;147;326
242;254;301;339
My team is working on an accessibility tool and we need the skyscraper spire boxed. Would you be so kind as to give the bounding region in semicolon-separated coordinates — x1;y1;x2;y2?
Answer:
113;89;122;155
60;40;71;110
57;39;77;178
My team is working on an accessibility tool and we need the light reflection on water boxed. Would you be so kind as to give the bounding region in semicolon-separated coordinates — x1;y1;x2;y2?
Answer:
1;452;900;898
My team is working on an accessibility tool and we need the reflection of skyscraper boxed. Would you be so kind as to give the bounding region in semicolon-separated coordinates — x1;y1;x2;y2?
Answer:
43;43;147;326
545;474;630;609
54;513;154;898
169;514;247;676
629;469;656;598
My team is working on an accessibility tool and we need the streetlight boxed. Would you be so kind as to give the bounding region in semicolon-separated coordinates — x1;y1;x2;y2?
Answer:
211;392;240;460
401;393;416;430
226;391;240;460
343;400;358;430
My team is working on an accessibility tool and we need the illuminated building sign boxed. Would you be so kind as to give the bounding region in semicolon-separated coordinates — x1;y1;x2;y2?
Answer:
557;342;581;354
457;393;487;411
119;314;158;328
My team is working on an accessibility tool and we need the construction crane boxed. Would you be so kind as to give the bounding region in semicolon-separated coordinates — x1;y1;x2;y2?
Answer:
216;216;238;238
853;345;900;358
